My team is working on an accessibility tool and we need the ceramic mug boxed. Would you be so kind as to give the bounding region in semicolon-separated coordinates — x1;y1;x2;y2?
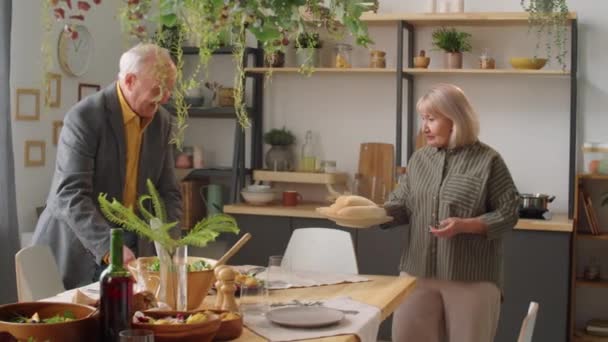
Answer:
282;191;302;206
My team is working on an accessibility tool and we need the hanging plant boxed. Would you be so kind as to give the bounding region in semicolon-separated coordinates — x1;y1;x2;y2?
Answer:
46;0;373;149
520;0;569;70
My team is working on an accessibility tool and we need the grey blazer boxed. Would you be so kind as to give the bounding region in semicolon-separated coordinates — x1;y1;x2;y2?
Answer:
32;83;182;289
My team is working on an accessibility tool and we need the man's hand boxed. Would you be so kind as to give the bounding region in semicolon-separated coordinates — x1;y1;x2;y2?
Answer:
123;246;136;265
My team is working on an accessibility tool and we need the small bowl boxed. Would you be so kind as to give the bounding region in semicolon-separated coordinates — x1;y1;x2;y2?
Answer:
133;310;221;342
509;57;547;70
0;302;98;342
413;56;430;68
241;190;275;205
205;310;243;341
184;96;205;107
245;184;273;193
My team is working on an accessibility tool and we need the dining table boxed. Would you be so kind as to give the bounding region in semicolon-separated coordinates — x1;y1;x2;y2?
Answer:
44;273;416;342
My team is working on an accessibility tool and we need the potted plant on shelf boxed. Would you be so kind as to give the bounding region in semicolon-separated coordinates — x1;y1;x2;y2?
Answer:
263;127;296;171
295;32;323;68
98;179;240;310
432;27;472;69
521;0;569;70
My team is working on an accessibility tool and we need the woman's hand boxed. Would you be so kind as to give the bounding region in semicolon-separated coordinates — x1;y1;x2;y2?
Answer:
430;217;488;238
429;217;464;238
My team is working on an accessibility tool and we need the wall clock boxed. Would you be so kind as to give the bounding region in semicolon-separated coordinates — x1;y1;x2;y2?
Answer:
57;25;93;77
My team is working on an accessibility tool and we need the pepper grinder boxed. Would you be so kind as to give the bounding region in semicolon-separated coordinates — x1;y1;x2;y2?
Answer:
218;267;239;312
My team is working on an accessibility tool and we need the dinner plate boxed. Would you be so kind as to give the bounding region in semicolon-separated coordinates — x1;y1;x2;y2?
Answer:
266;306;344;328
316;207;393;229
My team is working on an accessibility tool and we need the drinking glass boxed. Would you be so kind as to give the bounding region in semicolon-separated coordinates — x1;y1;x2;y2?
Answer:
119;329;155;342
239;283;269;316
266;255;291;289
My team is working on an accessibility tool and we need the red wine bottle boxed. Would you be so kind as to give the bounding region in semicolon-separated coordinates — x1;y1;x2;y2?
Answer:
100;228;134;342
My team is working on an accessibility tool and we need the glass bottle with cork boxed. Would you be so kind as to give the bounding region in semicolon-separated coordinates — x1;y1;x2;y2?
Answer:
300;130;316;172
100;228;134;342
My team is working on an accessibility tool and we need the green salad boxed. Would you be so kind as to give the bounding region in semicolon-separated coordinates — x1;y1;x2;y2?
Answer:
10;311;75;324
147;258;211;272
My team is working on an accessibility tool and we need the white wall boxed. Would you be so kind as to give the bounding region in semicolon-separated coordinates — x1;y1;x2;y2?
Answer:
10;1;126;233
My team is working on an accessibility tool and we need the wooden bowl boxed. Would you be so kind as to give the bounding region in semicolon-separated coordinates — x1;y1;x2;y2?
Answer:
0;302;98;342
206;310;243;341
509;57;547;70
133;310;221;342
128;257;217;310
413;56;430;68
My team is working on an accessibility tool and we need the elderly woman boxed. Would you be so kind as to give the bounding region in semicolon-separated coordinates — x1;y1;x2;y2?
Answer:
383;83;519;342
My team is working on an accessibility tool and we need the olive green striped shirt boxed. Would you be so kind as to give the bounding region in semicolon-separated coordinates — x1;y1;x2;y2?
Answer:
384;141;519;288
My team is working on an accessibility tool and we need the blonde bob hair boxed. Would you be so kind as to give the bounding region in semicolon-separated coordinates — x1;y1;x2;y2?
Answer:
416;83;480;148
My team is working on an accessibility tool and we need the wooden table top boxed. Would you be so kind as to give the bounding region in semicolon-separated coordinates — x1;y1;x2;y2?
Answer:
206;274;416;342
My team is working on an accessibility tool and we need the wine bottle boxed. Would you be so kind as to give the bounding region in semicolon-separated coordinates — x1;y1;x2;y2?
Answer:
100;228;134;342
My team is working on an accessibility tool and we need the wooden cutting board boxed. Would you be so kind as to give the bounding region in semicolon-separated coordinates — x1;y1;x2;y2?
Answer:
357;143;395;204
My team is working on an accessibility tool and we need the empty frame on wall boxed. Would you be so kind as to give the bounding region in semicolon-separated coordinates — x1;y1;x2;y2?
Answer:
45;73;62;108
52;120;64;145
15;88;40;121
78;83;100;101
25;140;46;167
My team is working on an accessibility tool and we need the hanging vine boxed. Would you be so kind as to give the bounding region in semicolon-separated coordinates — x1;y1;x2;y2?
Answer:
521;0;569;70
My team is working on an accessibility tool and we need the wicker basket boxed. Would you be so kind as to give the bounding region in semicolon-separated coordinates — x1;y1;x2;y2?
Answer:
218;87;234;107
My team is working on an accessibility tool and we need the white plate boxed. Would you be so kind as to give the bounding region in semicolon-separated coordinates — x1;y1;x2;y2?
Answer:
317;207;393;229
266;306;344;328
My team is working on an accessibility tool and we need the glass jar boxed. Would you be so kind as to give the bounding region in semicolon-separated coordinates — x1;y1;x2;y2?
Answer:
369;50;386;68
479;48;496;70
334;43;352;68
321;160;337;173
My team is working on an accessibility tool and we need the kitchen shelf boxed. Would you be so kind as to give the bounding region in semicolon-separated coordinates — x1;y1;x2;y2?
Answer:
253;170;348;185
245;67;397;74
165;105;253;119
179;167;252;179
361;11;577;25
574;330;608;342
578;174;608;180
576;279;608;289
223;202;325;219
182;45;260;55
404;68;570;76
578;233;608;241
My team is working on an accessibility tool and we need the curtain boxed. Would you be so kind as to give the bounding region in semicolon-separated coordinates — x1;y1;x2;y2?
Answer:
0;0;19;304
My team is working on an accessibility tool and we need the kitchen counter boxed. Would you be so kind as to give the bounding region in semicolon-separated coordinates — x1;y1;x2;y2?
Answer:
223;202;573;233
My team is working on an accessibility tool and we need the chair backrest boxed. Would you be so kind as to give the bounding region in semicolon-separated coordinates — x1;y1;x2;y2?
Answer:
15;245;65;302
517;301;540;342
282;228;358;274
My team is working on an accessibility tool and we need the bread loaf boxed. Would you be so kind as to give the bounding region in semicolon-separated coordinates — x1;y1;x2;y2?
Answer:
343;195;376;207
337;205;386;219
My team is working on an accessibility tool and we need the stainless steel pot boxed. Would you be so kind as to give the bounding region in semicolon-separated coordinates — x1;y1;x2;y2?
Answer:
519;193;556;211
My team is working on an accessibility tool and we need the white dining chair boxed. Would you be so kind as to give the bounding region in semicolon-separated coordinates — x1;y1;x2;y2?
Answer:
15;245;65;302
517;301;540;342
282;228;358;274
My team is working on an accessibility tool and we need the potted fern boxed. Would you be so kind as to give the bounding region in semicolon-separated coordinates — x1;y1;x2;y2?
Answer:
98;179;239;310
264;127;296;171
432;27;472;69
295;32;323;68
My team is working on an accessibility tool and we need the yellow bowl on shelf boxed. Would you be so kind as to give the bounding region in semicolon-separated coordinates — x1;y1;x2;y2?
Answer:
509;57;548;70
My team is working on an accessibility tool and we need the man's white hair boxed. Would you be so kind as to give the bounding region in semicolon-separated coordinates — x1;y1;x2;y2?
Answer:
118;43;172;80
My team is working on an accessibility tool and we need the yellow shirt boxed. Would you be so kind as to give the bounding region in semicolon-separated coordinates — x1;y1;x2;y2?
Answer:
116;83;151;210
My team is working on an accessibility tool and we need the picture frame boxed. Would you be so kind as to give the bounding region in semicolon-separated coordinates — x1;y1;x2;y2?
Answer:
24;140;46;167
78;83;100;101
52;120;64;146
45;72;62;108
15;88;40;121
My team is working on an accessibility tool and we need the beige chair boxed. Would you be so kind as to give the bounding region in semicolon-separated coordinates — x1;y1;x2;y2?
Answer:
15;245;65;302
517;301;540;342
282;228;358;274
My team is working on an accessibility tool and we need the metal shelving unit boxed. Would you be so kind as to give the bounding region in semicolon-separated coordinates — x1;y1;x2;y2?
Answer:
166;45;264;203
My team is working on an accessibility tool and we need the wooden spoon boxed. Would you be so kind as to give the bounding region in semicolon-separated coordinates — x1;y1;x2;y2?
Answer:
213;233;252;268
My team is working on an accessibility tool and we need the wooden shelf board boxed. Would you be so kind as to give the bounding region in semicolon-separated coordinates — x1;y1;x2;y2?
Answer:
245;67;397;74
404;68;570;76
576;279;608;288
578;174;608;180
578;233;608;241
514;214;573;232
253;170;348;184
223;202;325;219
574;330;608;342
361;11;577;25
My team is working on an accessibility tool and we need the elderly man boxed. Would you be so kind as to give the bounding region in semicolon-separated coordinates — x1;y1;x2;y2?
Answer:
32;43;182;289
